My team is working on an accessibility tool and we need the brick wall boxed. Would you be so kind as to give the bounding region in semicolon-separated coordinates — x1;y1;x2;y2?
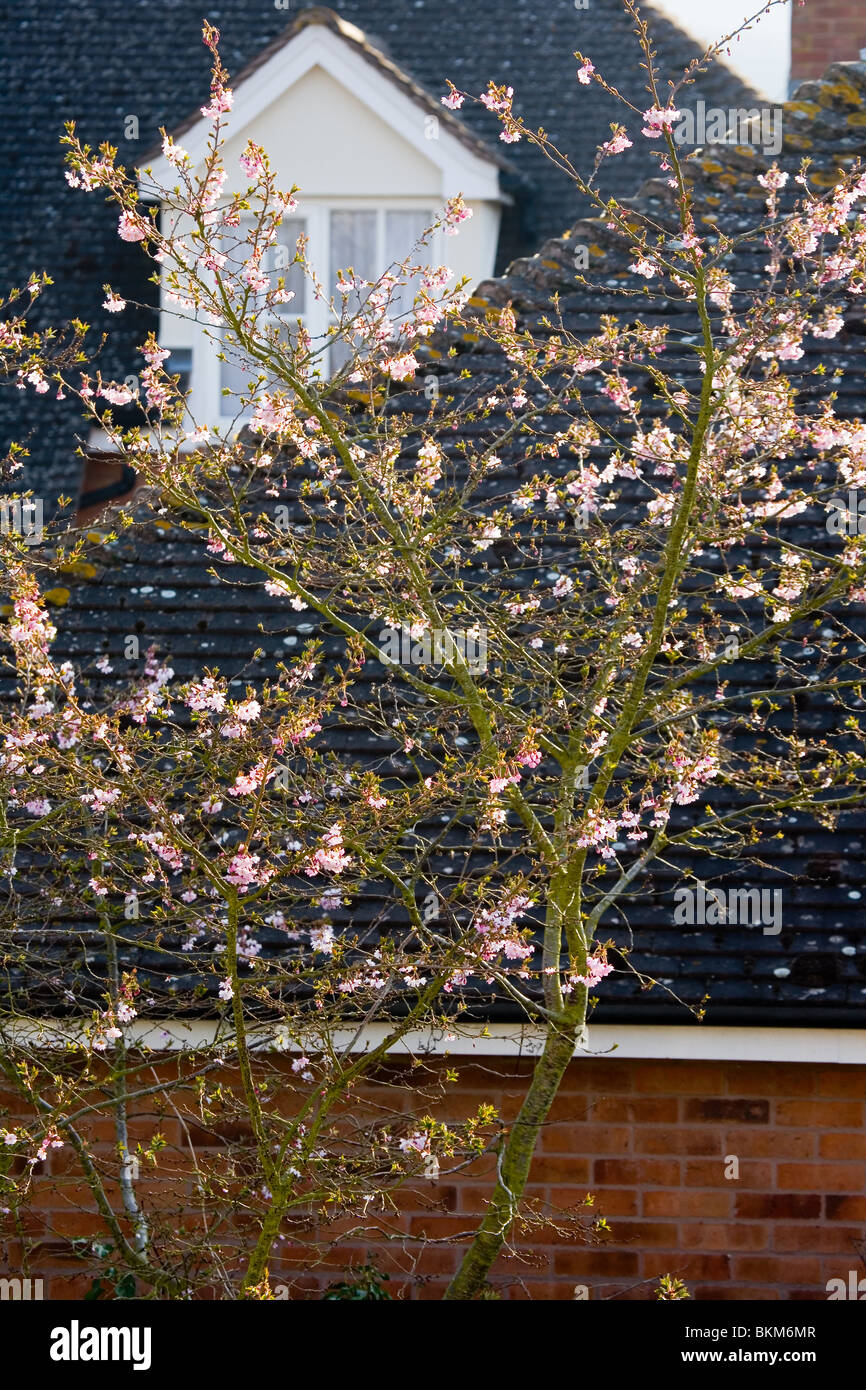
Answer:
791;0;866;85
2;1055;864;1300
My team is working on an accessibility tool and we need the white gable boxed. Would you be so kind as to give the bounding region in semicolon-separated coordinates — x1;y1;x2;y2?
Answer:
144;20;504;203
221;65;441;199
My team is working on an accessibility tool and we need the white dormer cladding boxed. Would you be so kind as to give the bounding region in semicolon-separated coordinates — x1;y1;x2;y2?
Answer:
141;15;507;430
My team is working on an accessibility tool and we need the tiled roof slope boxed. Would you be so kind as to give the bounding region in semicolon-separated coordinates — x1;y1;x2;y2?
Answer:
424;59;866;1025
0;0;758;510
6;52;866;1026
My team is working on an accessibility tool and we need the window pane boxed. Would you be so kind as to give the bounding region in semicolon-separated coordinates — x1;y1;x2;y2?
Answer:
330;210;378;283
221;217;307;314
273;217;307;316
219;218;307;411
385;210;434;328
329;211;378;372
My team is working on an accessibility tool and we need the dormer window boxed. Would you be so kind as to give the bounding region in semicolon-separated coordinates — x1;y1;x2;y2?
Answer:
141;9;509;434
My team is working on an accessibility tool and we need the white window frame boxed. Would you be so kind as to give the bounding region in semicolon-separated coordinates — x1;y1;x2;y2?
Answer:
198;198;440;433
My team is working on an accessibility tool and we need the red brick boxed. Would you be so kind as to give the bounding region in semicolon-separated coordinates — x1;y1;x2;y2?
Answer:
684;1098;769;1124
648;1252;732;1281
589;1097;679;1124
819;1132;866;1160
546;1125;632;1156
598;1220;679;1247
723;1128;815;1158
722;1063;816;1097
572;1061;635;1092
44;1275;97;1299
530;1154;613;1182
635;1128;719;1156
539;1125;599;1158
734;1256;821;1284
776;1100;863;1128
548;1186;607;1212
735;1193;820;1220
6;1052;864;1302
824;1195;866;1221
633;1062;725;1095
774;1224;862;1253
643;1190;732;1218
454;1185;494;1215
594;1158;680;1185
696;1284;780;1301
591;1187;639;1216
408;1216;473;1239
811;1068;866;1097
777;1163;865;1191
552;1248;640;1276
687;1223;769;1251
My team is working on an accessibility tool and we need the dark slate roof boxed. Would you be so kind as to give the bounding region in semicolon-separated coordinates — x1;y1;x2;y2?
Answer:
4;22;866;1026
0;0;758;509
423;59;866;1026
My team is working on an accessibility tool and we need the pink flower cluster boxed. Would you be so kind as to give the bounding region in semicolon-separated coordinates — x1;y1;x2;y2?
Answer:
225;850;263;890
564;953;614;992
305;824;352;877
641;107;681;138
472;892;534;962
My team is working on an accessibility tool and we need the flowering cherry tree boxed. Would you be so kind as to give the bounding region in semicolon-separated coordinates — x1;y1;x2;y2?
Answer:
3;3;866;1299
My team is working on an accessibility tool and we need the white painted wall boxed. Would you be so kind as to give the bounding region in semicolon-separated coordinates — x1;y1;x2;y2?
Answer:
224;65;442;199
650;0;793;101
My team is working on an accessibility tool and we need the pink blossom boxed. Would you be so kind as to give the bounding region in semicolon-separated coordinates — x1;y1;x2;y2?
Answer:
399;1132;430;1156
117;211;147;242
443;195;473;236
185;676;226;713
480;84;514;114
601;130;633;157
239;142;267;180
234;698;261;723
383;352;418;382
201;84;233;120
565;954;614;991
226;851;262;889
310;923;335;954
641;107;681;138
100;383;135;406
161;134;189;166
305;824;352;877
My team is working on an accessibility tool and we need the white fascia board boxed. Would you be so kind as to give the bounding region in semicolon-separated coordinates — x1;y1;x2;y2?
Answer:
140;25;503;203
5;1019;865;1064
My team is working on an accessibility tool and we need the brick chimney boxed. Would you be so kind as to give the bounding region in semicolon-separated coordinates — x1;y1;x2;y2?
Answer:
791;0;866;87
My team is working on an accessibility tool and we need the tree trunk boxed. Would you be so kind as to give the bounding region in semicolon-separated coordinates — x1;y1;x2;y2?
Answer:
443;1019;580;1299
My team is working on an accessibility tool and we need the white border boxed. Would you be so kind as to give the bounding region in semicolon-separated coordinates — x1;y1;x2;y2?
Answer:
5;1020;865;1064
